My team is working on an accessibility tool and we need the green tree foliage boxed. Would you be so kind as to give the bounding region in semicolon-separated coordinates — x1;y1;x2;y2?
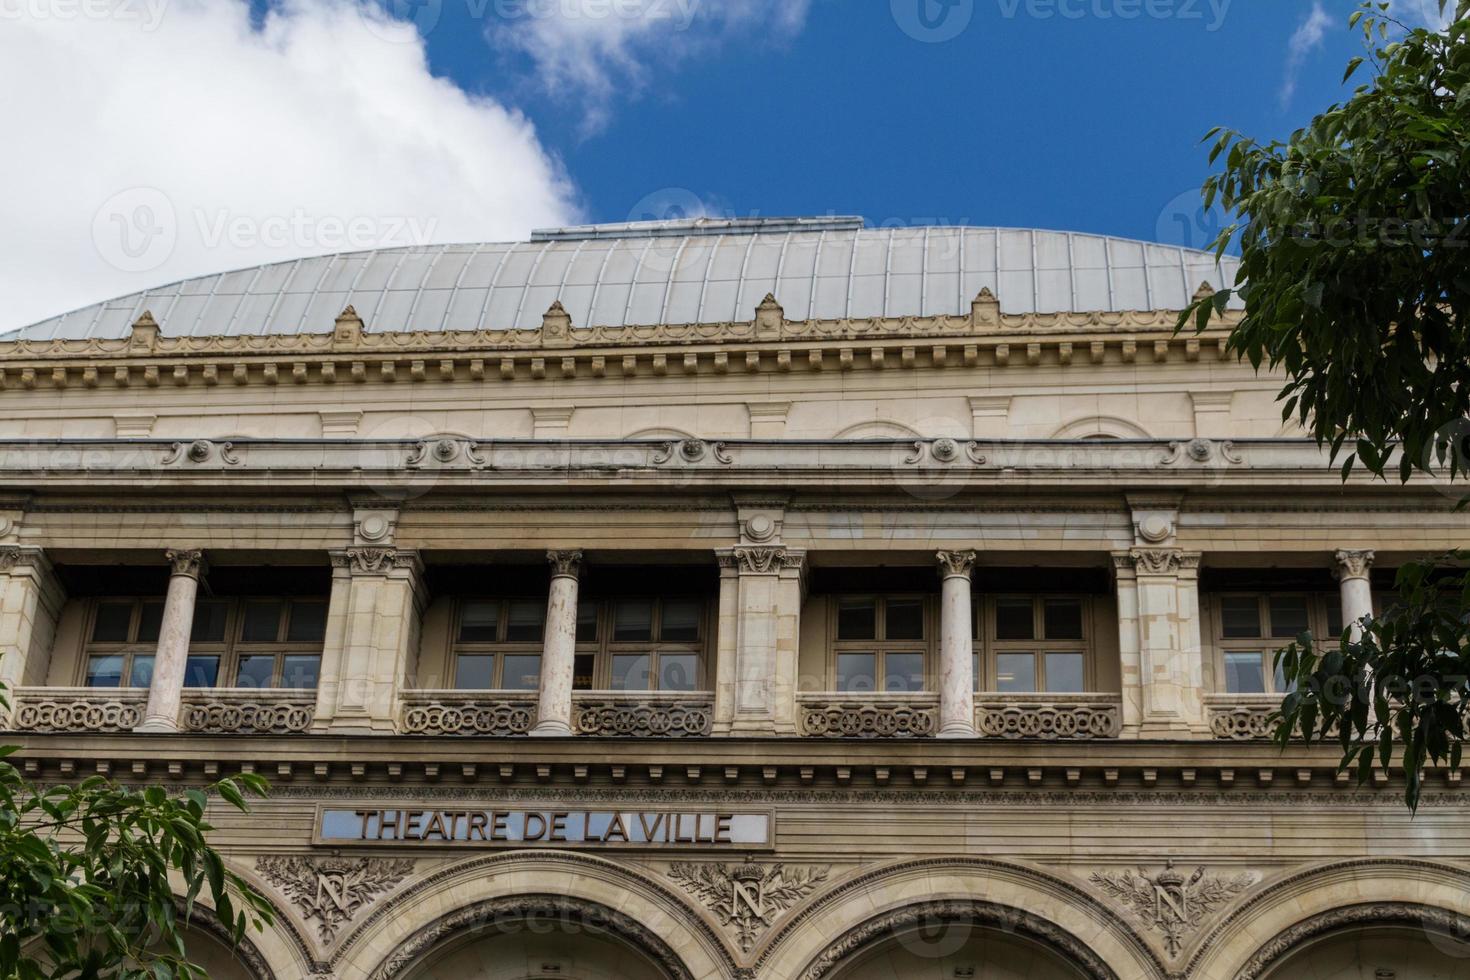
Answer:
1183;1;1470;809
0;684;273;978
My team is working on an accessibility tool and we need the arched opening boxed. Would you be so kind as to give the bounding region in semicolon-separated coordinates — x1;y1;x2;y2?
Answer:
178;923;269;980
833;923;1090;979
1262;925;1470;980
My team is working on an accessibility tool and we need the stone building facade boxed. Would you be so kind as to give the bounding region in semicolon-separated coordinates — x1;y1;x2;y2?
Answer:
2;219;1468;978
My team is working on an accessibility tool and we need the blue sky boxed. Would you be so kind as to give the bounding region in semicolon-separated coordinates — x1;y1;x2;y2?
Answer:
3;0;1445;330
416;0;1388;249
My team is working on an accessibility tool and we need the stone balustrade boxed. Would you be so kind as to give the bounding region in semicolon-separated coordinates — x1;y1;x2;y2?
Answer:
975;694;1123;740
1205;695;1280;740
181;690;316;735
797;694;940;738
399;692;537;736
572;693;714;737
8;687;145;733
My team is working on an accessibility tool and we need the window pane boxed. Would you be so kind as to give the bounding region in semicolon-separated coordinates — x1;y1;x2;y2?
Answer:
836;599;877;640
136;602;165;644
240;601;283;642
613;601;653;642
973;652;981;692
501;654;541;691
1224;652;1266;693
659;653;698;692
660;600;701;641
994;599;1034;640
1326;599;1345;638
885;599;924;641
285;602;327;643
1220;597;1261;638
610;654;651;691
883;652;925;692
576;602;599;642
458;601;500;643
454;655;495;690
192;601;229;643
1044;653;1085;693
1269;596;1311;638
91;602;132;643
1273;657;1296;695
235;655;275;689
836;653;877;693
995;652;1036;693
505;601;544;643
572;653;595;690
128;655;155;688
86;655;125;687
183;656;218;688
280;655;321;690
1043;599;1084;640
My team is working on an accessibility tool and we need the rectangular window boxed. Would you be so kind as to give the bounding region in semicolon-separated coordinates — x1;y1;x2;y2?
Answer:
80;597;327;691
976;596;1091;694
1212;592;1347;695
452;595;709;693
831;596;928;693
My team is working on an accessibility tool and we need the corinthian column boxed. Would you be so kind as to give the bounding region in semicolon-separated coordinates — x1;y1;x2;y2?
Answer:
1334;550;1375;641
135;549;206;733
532;550;582;737
936;550;977;738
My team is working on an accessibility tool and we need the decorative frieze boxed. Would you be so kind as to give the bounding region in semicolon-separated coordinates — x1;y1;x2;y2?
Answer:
256;855;414;943
1090;861;1255;957
1160;437;1243;466
332;547;420;577
572;697;713;737
797;696;938;738
975;696;1123;739
1128;548;1201;575
668;861;829;951
398;695;537;737
1205;696;1278;740
9;689;144;733
181;694;315;735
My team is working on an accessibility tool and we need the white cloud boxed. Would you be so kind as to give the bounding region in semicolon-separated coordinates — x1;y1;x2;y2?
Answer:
487;0;812;136
0;0;580;333
1280;1;1332;109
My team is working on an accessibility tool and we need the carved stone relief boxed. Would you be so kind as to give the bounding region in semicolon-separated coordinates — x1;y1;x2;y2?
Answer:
1089;861;1254;957
257;856;414;943
668;861;830;951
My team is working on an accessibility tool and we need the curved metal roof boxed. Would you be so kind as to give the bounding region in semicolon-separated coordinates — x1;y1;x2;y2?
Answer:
9;220;1243;340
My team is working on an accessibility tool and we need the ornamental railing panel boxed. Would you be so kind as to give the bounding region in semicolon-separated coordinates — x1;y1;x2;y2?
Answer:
399;692;537;736
975;694;1122;740
1205;695;1279;740
9;687;145;733
181;690;316;734
572;693;713;737
797;694;939;738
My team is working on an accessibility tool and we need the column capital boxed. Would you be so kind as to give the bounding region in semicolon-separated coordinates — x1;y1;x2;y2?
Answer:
936;550;978;580
330;547;421;578
0;544;49;575
546;550;584;579
1127;548;1201;576
164;548;207;580
716;545;803;576
1334;549;1376;582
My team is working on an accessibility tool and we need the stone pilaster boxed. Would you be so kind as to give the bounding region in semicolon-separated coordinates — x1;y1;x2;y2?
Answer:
936;550;977;739
0;546;64;721
1113;548;1206;737
712;546;806;736
532;550;583;737
135;549;207;733
317;547;425;734
1334;549;1376;641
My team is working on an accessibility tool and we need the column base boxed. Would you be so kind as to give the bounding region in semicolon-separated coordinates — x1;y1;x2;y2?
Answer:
938;724;977;740
530;720;574;737
133;718;179;734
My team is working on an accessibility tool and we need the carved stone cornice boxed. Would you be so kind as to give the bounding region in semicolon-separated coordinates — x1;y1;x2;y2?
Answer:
546;549;583;579
935;549;977;580
164;548;206;580
1128;548;1201;576
330;547;421;577
1333;549;1375;582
